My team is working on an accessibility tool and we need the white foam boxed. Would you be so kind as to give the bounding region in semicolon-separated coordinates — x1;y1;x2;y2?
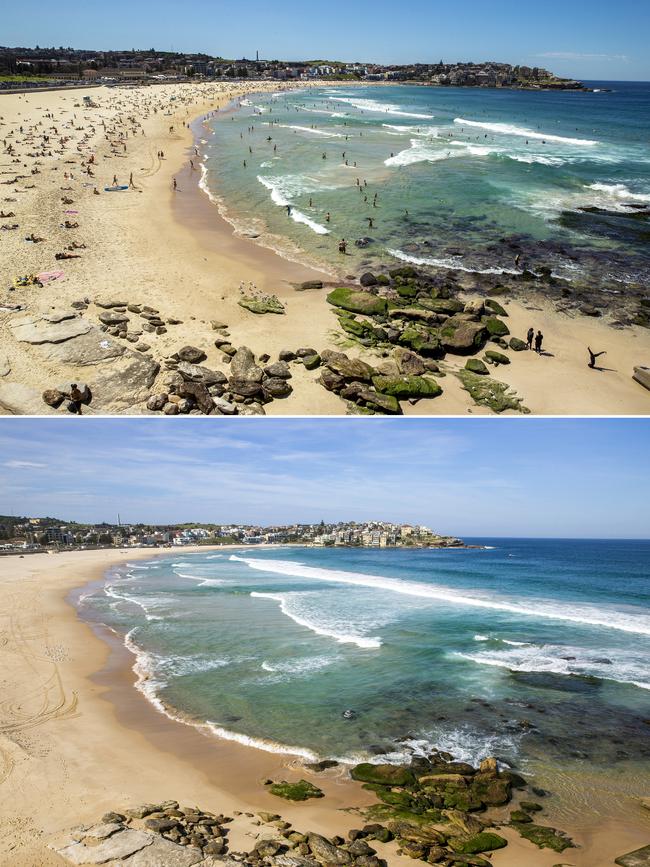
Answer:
588;182;650;203
205;722;319;760
257;175;330;235
330;96;434;120
388;247;522;276
250;591;381;649
454;118;599;147
260;654;336;679
234;556;650;639
278;124;345;138
456;643;650;691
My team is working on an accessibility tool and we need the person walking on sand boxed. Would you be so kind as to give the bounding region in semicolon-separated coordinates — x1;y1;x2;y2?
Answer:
526;327;534;350
588;347;607;369
112;174;118;186
338;239;347;254
129;172;134;188
173;178;177;191
534;330;544;354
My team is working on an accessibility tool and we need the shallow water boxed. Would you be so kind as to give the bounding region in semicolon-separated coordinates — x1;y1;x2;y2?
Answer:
81;539;650;809
201;83;650;285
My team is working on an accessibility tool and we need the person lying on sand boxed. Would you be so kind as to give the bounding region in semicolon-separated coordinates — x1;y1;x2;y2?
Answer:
0;211;15;217
62;221;79;229
55;251;81;260
25;233;45;242
1;223;19;230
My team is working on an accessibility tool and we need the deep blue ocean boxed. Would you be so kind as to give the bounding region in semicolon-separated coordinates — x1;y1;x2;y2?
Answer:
81;538;650;803
199;82;650;285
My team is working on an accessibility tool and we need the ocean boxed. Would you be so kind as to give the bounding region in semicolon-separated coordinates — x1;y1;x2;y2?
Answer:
80;539;650;817
198;82;650;287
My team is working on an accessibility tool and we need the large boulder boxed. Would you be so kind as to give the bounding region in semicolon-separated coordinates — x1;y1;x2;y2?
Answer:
372;375;442;399
449;832;508;855
324;354;375;382
441;320;487;355
354;387;402;415
483;317;510;338
307;834;352;864
327;287;387;316
394;348;426;376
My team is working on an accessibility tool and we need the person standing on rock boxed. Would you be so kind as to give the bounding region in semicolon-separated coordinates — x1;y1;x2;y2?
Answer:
534;330;544;353
527;327;534;350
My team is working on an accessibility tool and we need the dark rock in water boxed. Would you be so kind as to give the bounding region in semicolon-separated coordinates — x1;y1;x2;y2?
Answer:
355;237;374;248
342;709;357;719
176;345;207;364
305;759;339;772
511;671;601;693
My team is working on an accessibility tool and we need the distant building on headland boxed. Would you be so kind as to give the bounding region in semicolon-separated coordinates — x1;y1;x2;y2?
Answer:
0;516;469;552
0;46;587;91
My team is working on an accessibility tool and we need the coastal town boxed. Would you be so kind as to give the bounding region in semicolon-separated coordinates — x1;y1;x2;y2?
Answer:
0;45;586;90
0;515;465;551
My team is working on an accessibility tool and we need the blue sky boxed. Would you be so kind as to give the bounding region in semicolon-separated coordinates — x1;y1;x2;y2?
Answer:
3;0;648;81
0;419;648;538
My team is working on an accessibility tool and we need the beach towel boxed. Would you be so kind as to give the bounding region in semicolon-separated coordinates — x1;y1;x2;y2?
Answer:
37;270;65;284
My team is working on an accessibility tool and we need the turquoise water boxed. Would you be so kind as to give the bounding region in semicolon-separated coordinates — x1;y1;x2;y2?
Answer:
200;83;650;284
82;540;650;779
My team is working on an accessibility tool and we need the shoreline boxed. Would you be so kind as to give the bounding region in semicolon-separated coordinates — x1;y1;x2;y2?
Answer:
1;548;648;867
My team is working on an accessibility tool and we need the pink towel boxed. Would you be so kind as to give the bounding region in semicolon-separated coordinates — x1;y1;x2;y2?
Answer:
37;270;65;283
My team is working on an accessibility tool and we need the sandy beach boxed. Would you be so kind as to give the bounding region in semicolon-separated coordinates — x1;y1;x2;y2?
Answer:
0;547;647;867
0;80;648;416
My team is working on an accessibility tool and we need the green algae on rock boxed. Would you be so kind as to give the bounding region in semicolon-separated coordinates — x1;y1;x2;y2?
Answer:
457;369;530;413
268;779;324;801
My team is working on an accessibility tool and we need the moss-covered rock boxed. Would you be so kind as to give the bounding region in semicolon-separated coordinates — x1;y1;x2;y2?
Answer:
238;295;285;315
484;317;510;337
303;354;321;370
511;822;574;852
419;297;464;315
337;314;377;341
484;350;510;366
440;320;487;355
396;282;419;299
520;801;543;813
268;779;324;801
372;374;443;400
509;337;528;352
465;359;489;375
363;785;417;810
351;763;415;787
449;832;508;854
327;287;387;316
355;387;402;415
510;810;532;823
485;299;508;316
398;326;444;357
458;370;530;414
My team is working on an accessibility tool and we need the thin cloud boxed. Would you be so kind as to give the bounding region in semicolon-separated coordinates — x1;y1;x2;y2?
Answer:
4;459;47;469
